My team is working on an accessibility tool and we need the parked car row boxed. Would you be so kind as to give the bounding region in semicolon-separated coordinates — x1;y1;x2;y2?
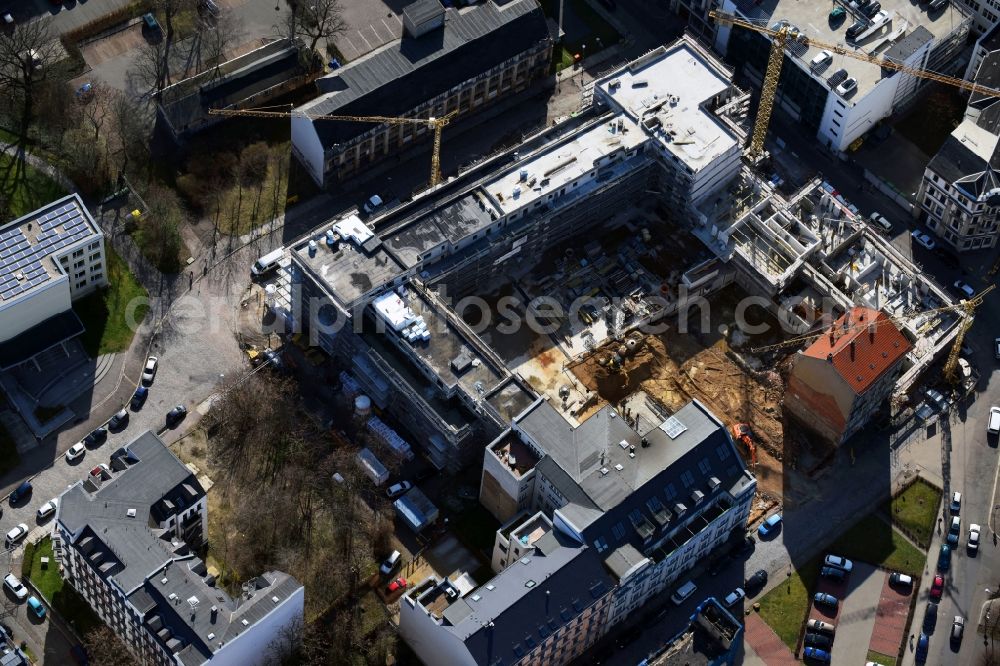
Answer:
2;573;45;620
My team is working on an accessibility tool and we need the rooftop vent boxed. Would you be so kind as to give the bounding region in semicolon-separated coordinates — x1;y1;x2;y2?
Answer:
600;467;610;476
619;440;629;450
161;577;169;585
662;415;687;439
127;508;136;518
207;633;215;641
614;463;624;471
241;619;249;627
271;595;280;604
691;490;705;505
708;476;721;490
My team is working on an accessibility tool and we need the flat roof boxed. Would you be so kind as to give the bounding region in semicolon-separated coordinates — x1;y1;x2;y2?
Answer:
596;42;738;170
294;234;404;308
483;116;646;216
737;0;968;99
0;194;100;303
384;192;500;268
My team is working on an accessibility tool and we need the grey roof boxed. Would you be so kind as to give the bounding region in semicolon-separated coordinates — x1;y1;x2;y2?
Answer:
0;193;100;303
927;133;996;187
978;20;1000;54
403;0;445;26
294;233;404;308
159;41;309;134
440;530;615;665
884;26;934;63
384;193;497;268
969;51;1000;132
603;543;646;579
299;0;549;148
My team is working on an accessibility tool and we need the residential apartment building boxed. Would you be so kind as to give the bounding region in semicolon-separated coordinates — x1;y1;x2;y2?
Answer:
0;193;106;364
399;398;756;665
676;0;971;153
785;307;912;445
291;0;552;187
55;431;304;666
958;0;1000;35
920;51;1000;252
289;37;748;471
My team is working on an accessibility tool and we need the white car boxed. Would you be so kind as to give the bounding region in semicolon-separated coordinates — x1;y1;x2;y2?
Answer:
824;554;853;572
836;77;858;96
951;491;962;513
953;280;975;298
3;573;28;601
386;481;413;499
4;523;28;547
810;50;832;69
724;587;746;608
142;356;158;385
36;498;58;521
968;524;981;554
911;230;936;250
65;442;86;462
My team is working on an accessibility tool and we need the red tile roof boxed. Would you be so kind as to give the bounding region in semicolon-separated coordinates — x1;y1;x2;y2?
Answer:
802;307;912;394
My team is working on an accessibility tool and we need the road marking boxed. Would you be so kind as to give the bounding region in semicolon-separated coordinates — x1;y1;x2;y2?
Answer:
382;17;397;37
357;29;372;50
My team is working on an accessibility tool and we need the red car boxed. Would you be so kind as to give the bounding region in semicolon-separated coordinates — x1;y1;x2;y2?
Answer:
930;574;944;600
386;578;407;594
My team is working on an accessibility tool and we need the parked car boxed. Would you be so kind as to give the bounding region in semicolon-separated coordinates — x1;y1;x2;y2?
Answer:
820;566;846;582
803;632;833;649
731;534;755;559
952;615;965;643
951;491;962;513
26;596;45;620
864;1;882;17
995;337;1000;360
807;619;836;635
724;587;746;608
813;592;838;608
65;442;86;462
142;356;158;385
199;0;221;17
824;554;853;572
836;77;858;96
362;194;384;215
968;523;981;554
380;550;401;576
745;569;768;593
915;633;929;662
108;408;129;431
386;481;413;499
758;513;782;538
845;19;867;40
36;498;57;521
869;211;892;233
924;601;938;633
166;404;188;427
4;523;28;547
142;13;161;35
810;50;833;69
3;573;27;601
990;406;1000;435
9;480;31;503
803;646;831;663
131;386;148;410
938;544;952;571
953;280;975;298
386;578;407;593
90;464;111;478
911;230;936;250
930;574;944;600
889;572;913;588
947;516;961;546
83;426;107;447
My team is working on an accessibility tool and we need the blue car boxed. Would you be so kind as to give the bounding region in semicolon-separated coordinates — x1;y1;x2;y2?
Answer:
803;646;831;663
26;596;45;620
915;632;929;662
9;480;31;504
130;385;148;410
938;544;952;572
813;592;838;608
758;513;782;538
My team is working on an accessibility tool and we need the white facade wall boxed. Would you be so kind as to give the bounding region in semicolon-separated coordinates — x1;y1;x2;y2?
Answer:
56;237;107;299
818;76;897;152
0;278;70;342
291;116;326;187
399;592;478;666
959;0;1000;35
211;586;305;666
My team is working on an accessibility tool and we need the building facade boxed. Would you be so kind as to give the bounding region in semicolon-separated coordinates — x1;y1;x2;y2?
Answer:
785;307;912;445
958;0;1000;35
55;432;304;666
291;0;552;187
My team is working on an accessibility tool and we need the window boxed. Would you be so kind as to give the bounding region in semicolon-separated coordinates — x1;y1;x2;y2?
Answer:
680;470;695;488
74;260;84;269
831;119;840;127
90;253;101;263
73;249;83;258
75;270;85;279
77;280;86;289
611;522;627;541
698;458;711;475
90;274;102;283
89;241;100;250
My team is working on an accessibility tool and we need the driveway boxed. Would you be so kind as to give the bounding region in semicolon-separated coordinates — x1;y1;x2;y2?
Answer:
829;563;886;666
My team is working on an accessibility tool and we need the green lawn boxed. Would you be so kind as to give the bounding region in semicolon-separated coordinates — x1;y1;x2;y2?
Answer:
757;557;820;649
0;152;67;220
73;243;148;357
828;513;926;576
23;537;102;634
887;478;941;548
867;649;897;666
0;423;19;477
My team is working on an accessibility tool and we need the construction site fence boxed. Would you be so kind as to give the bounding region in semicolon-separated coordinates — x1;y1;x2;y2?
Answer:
862;168;916;215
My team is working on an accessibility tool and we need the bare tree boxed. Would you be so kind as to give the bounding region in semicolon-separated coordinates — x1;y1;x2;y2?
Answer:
288;0;347;55
202;10;246;76
127;39;172;97
0;20;60;143
106;89;152;181
83;625;138;666
141;184;185;272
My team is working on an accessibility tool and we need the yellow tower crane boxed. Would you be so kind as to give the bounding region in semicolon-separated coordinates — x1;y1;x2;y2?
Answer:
749;286;995;383
708;10;1000;161
207;107;458;187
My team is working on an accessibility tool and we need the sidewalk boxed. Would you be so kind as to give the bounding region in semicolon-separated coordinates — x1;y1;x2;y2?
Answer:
743;613;799;666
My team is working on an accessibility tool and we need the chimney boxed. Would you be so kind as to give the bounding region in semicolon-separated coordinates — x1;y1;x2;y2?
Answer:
869;323;876;343
826;353;833;363
850;339;856;361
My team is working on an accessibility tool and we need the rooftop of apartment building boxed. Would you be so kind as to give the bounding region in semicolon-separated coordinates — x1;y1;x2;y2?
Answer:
515;398;755;542
406;528;615;665
645;597;741;666
593;40;740;172
158;39;311;135
730;0;967;99
0;193;100;303
298;0;550;149
57;431;301;666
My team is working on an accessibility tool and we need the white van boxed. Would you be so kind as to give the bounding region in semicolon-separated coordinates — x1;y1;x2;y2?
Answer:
670;580;697;605
988;406;1000;435
251;248;284;278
